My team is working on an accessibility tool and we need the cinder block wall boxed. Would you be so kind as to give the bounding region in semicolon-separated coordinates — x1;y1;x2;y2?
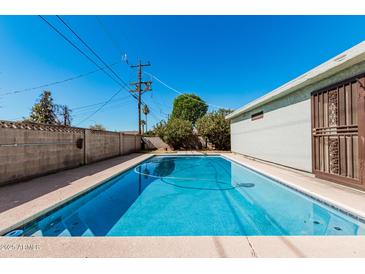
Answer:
0;127;84;184
122;134;137;155
0;121;142;186
85;130;120;164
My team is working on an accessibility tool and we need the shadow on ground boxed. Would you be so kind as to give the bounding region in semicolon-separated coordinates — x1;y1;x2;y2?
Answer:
0;153;143;214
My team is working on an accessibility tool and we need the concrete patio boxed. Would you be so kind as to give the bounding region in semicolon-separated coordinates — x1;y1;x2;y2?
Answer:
1;152;365;258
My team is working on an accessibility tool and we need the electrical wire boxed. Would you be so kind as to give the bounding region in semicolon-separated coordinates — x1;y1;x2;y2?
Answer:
39;16;159;127
0;62;119;97
93;16;161;122
71;94;132;112
147;105;168;121
92;16;154;111
73;97;133;120
75;87;124;126
55;15;144;111
38;16;142;126
56;16;131;91
38;15;125;90
149;97;170;117
144;71;226;109
95;16;125;57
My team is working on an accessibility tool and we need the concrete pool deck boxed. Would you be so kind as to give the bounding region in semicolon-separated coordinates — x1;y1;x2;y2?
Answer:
1;152;365;258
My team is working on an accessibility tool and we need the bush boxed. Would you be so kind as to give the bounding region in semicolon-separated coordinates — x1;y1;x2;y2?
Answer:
146;120;167;137
89;123;106;131
196;109;232;150
162;118;193;149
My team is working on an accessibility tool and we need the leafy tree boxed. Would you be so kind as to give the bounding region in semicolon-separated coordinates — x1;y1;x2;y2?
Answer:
28;91;59;125
161;118;193;149
196;109;233;150
171;93;208;125
89;123;106;131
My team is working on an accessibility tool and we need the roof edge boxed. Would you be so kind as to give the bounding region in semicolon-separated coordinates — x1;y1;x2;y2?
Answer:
226;40;365;120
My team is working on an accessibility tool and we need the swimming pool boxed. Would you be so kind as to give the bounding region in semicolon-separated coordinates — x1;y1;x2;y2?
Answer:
7;155;365;236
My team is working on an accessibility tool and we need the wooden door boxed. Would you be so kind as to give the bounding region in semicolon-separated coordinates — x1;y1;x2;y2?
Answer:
311;75;365;189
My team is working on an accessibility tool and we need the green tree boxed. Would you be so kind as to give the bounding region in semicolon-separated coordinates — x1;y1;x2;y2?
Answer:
161;118;193;149
89;123;106;131
196;109;233;150
28;91;59;125
171;93;208;125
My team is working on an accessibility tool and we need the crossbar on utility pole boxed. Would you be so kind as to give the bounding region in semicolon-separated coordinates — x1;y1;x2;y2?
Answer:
130;60;152;134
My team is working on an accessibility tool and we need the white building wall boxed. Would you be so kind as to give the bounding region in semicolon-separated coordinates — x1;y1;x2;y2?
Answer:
229;60;365;173
231;99;312;172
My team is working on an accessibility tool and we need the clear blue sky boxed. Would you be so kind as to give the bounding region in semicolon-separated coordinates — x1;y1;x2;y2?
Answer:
0;16;365;131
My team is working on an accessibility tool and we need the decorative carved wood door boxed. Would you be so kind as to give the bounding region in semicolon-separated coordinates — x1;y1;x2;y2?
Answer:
311;75;365;189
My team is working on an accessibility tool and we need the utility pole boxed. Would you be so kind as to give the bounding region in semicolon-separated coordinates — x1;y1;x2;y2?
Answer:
130;60;152;134
58;105;72;126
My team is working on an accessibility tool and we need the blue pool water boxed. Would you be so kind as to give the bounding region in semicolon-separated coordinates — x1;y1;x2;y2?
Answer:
13;155;365;236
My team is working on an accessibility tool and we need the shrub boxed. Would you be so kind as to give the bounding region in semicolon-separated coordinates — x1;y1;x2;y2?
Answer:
196;109;232;150
147;120;167;138
89;123;106;131
162;118;193;149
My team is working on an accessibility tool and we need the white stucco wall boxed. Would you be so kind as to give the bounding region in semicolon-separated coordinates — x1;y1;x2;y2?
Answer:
231;99;312;172
229;59;365;173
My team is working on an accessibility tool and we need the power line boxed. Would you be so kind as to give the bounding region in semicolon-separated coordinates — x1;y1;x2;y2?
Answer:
39;16;141;127
72;94;131;111
149;95;171;116
95;16;124;56
72;95;132;116
75;87;124;126
147;106;167;121
0;62;119;97
72;94;161;126
145;71;226;109
93;16;157;123
39;16;153;128
73;96;133;119
93;16;153;110
72;96;134;116
149;86;172;112
38;16;125;90
96;19;223;125
56;16;131;91
95;16;134;68
55;15;142;107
